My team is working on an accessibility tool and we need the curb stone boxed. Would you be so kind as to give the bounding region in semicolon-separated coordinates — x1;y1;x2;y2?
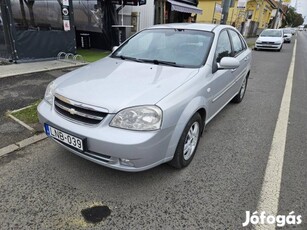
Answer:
0;133;47;157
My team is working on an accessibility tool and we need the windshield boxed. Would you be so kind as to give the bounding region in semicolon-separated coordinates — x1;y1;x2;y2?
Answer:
283;29;291;34
260;30;282;37
111;28;214;68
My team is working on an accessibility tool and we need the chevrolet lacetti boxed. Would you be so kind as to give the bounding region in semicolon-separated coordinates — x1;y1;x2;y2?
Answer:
38;23;252;172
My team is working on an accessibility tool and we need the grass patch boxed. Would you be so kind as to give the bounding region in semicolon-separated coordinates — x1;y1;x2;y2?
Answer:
247;42;255;48
77;49;111;62
11;100;41;124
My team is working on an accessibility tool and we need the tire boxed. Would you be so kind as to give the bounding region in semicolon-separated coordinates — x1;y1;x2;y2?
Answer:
168;113;202;169
232;74;248;103
254;47;258;51
278;46;282;52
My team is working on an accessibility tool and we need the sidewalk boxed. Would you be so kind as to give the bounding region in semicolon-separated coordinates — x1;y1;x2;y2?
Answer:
245;37;257;48
0;59;86;79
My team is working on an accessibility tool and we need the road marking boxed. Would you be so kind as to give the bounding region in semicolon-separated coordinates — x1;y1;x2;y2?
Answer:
255;40;297;229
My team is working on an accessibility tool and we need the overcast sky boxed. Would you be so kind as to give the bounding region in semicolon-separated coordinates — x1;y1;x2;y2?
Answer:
291;0;307;24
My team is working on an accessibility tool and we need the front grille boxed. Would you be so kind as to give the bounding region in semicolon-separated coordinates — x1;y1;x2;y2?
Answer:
262;41;275;44
54;96;107;125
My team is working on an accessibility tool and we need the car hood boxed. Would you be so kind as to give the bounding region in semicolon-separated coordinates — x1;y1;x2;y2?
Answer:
54;57;199;113
257;36;283;42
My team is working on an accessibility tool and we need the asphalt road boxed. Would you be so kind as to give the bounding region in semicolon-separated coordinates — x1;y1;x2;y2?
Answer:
0;69;74;148
0;35;306;229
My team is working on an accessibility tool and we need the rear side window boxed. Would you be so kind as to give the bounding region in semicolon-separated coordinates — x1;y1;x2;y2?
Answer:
215;30;232;63
228;30;244;56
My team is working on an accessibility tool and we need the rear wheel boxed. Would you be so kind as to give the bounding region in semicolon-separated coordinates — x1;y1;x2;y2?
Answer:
169;113;202;169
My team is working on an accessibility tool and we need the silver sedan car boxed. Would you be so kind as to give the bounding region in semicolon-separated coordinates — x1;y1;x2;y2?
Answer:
38;23;252;172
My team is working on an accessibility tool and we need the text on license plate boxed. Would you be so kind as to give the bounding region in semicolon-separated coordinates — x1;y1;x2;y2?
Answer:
44;124;84;151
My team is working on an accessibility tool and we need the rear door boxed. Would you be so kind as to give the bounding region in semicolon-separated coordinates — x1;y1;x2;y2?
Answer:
227;29;250;95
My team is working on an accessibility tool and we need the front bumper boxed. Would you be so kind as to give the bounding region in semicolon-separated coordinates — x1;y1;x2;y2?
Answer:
284;37;291;42
37;100;174;172
255;43;282;50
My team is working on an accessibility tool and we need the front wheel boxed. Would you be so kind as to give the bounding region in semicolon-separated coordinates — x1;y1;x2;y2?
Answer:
168;113;202;169
232;75;248;103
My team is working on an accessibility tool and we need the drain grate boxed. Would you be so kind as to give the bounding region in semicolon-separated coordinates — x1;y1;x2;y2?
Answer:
81;205;111;224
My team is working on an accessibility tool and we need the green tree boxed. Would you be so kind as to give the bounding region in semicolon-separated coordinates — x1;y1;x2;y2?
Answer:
283;6;304;27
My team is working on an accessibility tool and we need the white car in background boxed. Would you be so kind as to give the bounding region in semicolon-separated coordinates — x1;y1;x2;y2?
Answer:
254;29;284;51
283;29;292;43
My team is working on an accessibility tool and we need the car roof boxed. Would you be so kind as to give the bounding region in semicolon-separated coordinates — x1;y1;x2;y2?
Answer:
263;29;282;31
147;23;232;32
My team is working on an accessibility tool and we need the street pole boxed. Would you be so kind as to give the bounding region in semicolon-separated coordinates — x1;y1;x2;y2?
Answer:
221;0;232;24
272;0;282;29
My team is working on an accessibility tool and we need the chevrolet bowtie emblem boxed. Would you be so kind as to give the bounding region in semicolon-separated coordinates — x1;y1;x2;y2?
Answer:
68;108;77;115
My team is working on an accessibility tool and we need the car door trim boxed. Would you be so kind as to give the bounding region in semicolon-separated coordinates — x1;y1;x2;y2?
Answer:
212;69;246;103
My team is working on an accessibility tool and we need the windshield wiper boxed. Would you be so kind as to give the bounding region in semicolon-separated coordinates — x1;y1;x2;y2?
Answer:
141;59;182;67
114;55;144;63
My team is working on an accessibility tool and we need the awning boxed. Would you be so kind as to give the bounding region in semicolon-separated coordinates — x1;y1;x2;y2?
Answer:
167;0;203;15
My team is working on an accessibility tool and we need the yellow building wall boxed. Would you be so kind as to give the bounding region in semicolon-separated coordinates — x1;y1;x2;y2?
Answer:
246;0;273;29
197;0;222;24
227;1;246;27
197;0;245;26
197;0;274;30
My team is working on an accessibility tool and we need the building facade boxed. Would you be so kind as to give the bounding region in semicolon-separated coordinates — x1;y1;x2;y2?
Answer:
197;0;276;36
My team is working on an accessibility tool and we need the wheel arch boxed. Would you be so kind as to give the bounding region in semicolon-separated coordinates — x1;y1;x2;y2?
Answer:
164;97;207;160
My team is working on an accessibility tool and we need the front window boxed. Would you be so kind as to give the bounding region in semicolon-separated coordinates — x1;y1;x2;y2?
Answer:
215;30;232;63
112;28;214;68
260;30;282;37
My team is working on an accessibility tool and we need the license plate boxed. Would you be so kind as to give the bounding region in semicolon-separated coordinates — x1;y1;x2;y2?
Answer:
44;124;84;151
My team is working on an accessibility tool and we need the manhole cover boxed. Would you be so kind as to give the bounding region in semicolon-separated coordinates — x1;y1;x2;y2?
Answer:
81;205;111;224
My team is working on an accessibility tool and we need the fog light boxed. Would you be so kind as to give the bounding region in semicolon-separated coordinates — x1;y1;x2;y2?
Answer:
120;158;135;167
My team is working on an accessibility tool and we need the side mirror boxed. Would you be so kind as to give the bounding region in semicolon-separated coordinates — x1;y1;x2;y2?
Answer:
218;57;240;70
112;46;119;52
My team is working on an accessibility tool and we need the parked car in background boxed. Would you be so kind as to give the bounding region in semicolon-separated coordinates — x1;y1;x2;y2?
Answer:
290;28;296;35
254;29;284;51
283;29;292;43
38;23;252;172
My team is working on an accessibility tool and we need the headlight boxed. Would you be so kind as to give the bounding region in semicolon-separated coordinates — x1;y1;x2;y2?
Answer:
44;81;56;104
256;40;261;44
110;106;162;131
275;42;281;45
